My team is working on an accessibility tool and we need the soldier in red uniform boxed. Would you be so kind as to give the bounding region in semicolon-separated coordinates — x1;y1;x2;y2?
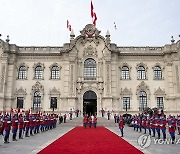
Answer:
168;116;176;144
18;114;24;139
160;116;167;140
83;116;88;128
88;116;92;128
142;116;147;134
119;115;125;137
93;116;97;128
4;115;11;143
177;116;180;135
24;116;30;137
12;114;18;141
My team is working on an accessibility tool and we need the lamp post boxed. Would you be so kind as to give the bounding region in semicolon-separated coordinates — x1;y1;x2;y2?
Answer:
125;100;128;123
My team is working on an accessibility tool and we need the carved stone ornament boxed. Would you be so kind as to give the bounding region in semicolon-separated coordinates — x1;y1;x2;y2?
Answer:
154;87;166;96
49;87;60;99
83;45;97;57
31;81;44;100
14;87;27;98
80;24;100;45
136;81;150;100
120;87;132;96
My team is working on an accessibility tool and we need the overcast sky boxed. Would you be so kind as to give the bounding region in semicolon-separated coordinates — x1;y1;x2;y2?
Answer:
0;0;180;46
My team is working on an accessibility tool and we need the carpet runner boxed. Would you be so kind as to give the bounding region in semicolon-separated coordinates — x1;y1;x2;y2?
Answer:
38;126;143;154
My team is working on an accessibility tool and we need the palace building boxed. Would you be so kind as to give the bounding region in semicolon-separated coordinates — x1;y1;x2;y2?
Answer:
0;24;180;116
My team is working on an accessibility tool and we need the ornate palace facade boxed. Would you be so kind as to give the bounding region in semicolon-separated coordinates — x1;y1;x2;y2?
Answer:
0;24;180;116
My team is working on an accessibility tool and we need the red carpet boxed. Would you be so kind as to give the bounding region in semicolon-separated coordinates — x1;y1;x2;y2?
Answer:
38;126;143;154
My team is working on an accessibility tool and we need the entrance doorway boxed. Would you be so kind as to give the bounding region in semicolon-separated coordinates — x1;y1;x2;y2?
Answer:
83;91;97;116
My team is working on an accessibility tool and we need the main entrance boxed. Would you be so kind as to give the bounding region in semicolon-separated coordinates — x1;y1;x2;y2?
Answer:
83;91;97;116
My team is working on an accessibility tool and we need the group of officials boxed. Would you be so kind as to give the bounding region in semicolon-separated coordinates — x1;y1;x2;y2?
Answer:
131;113;180;144
0;113;57;144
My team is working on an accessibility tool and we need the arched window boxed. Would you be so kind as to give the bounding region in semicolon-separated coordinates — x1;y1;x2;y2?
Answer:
139;91;147;110
18;66;27;79
121;66;130;79
35;66;43;79
33;91;41;110
51;66;59;79
84;58;96;80
154;66;162;79
138;66;146;80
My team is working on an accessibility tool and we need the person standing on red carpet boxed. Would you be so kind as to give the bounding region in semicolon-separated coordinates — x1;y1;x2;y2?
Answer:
94;116;97;128
119;115;124;137
83;116;88;128
88;116;92;128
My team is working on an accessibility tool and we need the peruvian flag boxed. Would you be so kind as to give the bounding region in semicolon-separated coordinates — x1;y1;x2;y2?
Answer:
91;1;97;26
67;20;72;31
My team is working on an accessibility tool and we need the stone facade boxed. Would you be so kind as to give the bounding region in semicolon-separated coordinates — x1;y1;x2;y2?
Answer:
0;24;180;116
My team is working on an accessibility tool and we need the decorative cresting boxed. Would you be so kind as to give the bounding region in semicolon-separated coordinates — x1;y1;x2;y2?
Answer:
120;87;132;99
80;24;101;45
14;87;27;98
31;81;44;100
83;45;97;57
136;81;150;100
49;87;60;99
154;87;166;97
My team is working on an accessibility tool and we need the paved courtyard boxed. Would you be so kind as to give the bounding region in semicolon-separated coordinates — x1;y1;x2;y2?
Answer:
0;117;179;154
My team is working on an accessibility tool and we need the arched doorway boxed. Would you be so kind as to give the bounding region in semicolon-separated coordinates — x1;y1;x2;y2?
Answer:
83;91;97;116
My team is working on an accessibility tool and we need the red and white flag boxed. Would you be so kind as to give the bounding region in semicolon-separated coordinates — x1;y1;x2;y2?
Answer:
91;1;97;26
67;20;72;31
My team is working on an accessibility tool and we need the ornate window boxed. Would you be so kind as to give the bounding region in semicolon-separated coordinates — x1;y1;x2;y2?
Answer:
139;91;147;110
18;66;27;79
122;97;130;110
17;97;24;108
157;97;164;109
33;91;41;110
84;58;96;80
50;97;57;111
138;66;146;80
51;66;59;79
154;66;162;80
35;66;43;79
121;66;130;80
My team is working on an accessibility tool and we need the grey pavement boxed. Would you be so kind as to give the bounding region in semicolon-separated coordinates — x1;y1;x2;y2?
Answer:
0;117;180;154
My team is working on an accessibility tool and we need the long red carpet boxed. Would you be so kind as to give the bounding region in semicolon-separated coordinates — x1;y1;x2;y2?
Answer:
38;126;143;154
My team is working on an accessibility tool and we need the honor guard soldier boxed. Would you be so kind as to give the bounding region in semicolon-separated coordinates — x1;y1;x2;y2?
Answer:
155;116;161;139
4;115;11;143
29;115;35;136
94;116;97;128
160;116;167;140
107;111;110;120
177;116;180;135
18;114;24;139
147;117;151;135
88;116;92;128
151;117;156;137
12;114;18;141
24;116;30;137
119;115;124;137
83;116;88;128
168;116;176;144
142;116;147;134
0;115;4;136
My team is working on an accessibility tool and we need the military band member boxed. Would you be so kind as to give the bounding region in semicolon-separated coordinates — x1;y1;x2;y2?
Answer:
88;116;92;128
160;116;167;140
94;116;97;128
24;116;30;137
83;116;88;128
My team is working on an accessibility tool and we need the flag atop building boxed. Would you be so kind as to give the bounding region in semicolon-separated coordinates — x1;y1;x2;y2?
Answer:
91;1;97;26
67;20;72;31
